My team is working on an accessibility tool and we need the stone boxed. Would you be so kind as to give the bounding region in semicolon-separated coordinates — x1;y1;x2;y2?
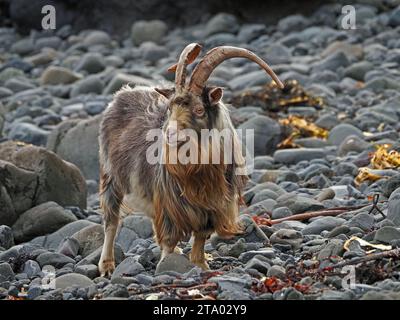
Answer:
31;220;95;250
262;44;291;65
313;52;350;72
122;214;153;239
238;249;276;263
344;61;373;81
205;13;239;36
382;176;400;198
337;135;371;156
316;188;335;202
112;256;145;279
23;260;41;278
374;226;400;244
8;123;49;146
47;115;101;180
346;212;375;232
0;262;15;283
140;42;169;63
275;193;324;214
302;217;346;235
0;160;38;226
270;229;303;249
83;30;111;46
75;53;105;74
267;265;286;279
70;75;104;97
388;6;400;27
55;273;94;289
74;264;99;279
36;252;75;268
273;148;328;164
238;116;281;156
131;20;168;45
245;257;271;274
271;207;293;219
103;73;153;95
328;124;364;146
71;224;104;257
315;114;339;130
12;202;77;242
0;141;87;210
40;66;82;85
155;253;195;275
57;237;80;258
277;14;309;33
0;225;14;250
387;189;400;226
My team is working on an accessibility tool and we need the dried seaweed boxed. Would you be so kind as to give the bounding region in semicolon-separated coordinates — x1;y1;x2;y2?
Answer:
231;79;324;111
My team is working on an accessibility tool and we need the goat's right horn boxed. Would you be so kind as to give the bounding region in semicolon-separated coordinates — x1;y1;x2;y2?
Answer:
168;43;202;92
188;46;284;96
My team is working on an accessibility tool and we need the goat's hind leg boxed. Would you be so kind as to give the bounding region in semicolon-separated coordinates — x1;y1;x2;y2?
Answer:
99;173;122;277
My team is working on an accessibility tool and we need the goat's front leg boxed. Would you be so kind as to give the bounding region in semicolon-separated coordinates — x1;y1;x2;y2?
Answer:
190;232;210;270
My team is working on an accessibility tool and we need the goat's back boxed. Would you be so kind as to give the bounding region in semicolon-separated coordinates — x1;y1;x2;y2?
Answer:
99;86;168;199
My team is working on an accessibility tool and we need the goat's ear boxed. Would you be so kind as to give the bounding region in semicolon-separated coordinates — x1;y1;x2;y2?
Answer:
155;87;174;99
208;87;223;106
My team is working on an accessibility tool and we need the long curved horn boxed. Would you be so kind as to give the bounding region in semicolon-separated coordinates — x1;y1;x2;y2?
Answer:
188;46;284;95
169;43;202;92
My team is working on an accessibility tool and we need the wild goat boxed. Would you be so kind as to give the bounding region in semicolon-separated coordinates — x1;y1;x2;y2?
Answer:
98;43;284;276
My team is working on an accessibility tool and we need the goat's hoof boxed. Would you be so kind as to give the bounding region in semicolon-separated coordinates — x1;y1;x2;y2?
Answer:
99;259;115;277
193;261;210;271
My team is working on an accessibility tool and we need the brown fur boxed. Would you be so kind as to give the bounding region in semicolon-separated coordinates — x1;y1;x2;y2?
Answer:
98;85;247;274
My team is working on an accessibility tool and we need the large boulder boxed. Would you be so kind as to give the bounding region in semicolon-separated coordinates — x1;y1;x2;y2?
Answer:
47;115;101;180
12;202;77;243
0;141;86;227
0;160;38;226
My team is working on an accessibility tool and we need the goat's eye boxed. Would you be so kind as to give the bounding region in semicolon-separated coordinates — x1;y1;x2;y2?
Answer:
194;106;204;116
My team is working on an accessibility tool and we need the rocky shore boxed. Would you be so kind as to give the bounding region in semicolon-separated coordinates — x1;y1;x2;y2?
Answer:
1;2;400;300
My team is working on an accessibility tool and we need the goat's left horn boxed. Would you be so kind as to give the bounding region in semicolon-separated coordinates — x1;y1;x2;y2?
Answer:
168;43;202;91
188;46;284;96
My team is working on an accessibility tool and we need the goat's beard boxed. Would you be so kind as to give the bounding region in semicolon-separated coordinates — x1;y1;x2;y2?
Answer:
163;139;230;206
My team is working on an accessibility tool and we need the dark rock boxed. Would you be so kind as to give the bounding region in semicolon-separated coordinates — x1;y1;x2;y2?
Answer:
55;273;94;289
328;124;364;146
0;225;14;250
0;262;15;283
36;252;76;268
8;123;49;146
387;188;400;226
302;217;346;235
205;13;239;36
374;226;400;244
0;141;87;210
12;202;77;243
238;115;281;156
131;20;168;45
155;253;195;275
112;256;145;279
273;148;328;164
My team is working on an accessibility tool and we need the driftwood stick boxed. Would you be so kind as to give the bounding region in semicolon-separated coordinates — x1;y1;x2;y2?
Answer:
327;248;400;269
270;209;348;225
267;201;386;225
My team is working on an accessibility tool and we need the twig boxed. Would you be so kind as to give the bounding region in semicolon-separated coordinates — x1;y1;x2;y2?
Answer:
265;200;387;225
327;248;400;270
270;209;348;225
